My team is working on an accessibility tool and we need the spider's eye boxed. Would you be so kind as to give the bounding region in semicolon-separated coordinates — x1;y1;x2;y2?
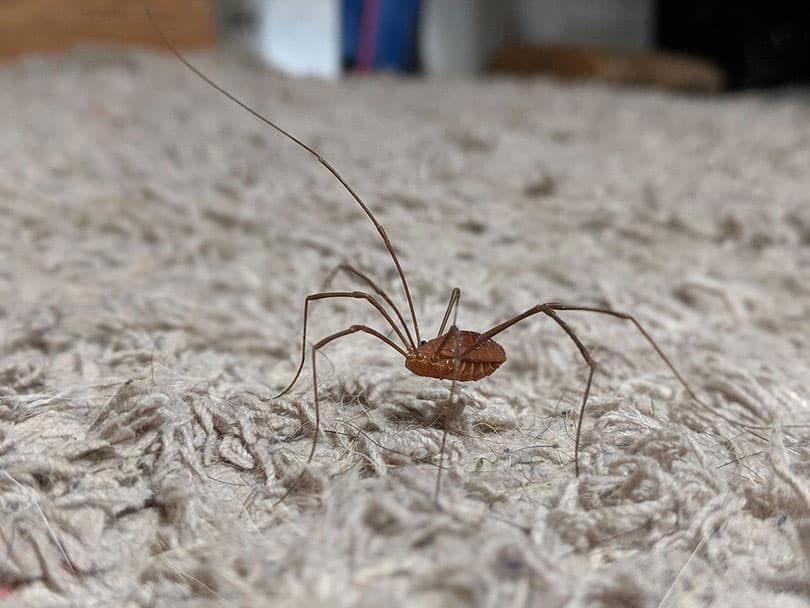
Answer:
420;340;427;346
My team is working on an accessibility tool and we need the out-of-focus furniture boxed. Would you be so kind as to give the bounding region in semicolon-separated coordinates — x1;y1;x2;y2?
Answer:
420;0;655;76
0;0;215;62
490;44;725;93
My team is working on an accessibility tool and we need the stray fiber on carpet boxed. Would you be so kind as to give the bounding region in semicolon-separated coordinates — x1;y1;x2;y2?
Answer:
1;49;809;607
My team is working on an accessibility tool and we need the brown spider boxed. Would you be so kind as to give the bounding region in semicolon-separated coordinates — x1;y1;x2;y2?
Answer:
146;7;753;500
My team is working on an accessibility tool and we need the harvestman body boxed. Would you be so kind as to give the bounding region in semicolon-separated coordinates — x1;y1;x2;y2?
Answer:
146;8;736;498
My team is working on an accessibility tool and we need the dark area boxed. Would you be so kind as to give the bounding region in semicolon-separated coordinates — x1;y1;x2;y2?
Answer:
657;1;810;89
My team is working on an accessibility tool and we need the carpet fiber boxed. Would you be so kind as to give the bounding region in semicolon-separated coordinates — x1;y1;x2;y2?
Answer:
1;49;809;607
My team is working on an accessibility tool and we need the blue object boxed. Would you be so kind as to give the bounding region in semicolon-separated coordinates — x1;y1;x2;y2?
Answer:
342;0;421;71
342;0;363;67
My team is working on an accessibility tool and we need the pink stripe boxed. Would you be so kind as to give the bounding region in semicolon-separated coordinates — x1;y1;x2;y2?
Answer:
357;0;380;71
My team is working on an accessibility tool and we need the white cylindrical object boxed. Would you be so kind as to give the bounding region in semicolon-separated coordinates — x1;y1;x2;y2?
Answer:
256;0;341;78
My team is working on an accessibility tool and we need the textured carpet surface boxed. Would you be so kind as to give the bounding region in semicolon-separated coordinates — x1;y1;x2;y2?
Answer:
1;49;809;607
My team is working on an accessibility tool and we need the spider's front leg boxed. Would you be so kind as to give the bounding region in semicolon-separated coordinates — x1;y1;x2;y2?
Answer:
273;290;411;399
435;288;461;340
320;262;416;349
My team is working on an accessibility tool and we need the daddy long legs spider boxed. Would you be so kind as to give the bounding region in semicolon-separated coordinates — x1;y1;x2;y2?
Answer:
145;6;761;502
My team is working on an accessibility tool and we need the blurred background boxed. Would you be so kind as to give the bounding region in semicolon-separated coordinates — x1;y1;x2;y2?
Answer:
1;0;809;91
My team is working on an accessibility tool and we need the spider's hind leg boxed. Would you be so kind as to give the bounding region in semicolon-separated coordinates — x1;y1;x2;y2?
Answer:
471;303;598;476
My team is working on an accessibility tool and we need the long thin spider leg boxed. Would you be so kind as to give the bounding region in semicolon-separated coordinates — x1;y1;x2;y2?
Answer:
428;295;463;362
470;305;596;475
435;325;461;502
540;309;595;477
274;291;409;399
467;303;719;416
468;301;768;473
541;305;698;402
143;4;421;344
543;304;767;439
308;325;405;462
436;288;462;339
321;262;416;350
461;305;550;353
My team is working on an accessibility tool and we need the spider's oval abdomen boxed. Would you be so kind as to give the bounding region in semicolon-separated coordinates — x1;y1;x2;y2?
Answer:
405;330;506;382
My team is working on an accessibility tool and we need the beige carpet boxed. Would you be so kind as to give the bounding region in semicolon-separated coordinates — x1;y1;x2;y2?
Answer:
1;48;809;607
